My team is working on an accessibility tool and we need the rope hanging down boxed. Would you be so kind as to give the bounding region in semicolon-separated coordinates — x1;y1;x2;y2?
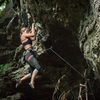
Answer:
37;47;96;100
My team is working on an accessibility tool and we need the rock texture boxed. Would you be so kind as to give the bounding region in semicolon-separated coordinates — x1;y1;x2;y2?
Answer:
78;0;100;81
0;0;100;100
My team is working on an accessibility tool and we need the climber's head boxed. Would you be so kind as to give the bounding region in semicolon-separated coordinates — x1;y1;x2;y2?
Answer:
20;27;29;35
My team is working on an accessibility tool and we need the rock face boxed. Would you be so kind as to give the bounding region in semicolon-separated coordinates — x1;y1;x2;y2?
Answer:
78;0;100;80
0;93;26;100
0;0;100;100
0;64;54;100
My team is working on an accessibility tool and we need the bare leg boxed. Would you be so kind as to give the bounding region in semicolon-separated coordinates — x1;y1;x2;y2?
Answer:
30;72;37;84
16;74;30;88
19;74;29;84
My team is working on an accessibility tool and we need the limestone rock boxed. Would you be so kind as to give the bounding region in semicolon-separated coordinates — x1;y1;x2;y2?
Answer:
0;0;100;100
0;92;25;100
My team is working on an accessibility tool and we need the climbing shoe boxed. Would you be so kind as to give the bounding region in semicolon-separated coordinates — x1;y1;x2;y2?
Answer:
29;82;35;89
15;80;21;88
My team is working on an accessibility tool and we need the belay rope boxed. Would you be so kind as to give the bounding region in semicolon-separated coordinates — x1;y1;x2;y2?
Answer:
37;47;96;100
19;2;96;98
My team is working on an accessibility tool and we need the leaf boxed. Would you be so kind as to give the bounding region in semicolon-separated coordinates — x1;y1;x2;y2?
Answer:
0;63;11;75
2;71;5;74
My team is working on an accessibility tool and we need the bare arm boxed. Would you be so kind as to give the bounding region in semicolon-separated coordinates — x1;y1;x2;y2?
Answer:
23;23;35;38
31;23;35;35
30;23;36;40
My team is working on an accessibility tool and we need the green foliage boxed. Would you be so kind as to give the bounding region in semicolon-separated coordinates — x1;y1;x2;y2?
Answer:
0;0;7;6
0;0;8;14
0;63;11;74
0;7;4;14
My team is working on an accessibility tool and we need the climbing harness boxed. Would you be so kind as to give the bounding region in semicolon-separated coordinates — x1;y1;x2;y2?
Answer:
27;55;33;62
18;3;96;97
21;49;37;64
21;53;26;64
36;47;96;100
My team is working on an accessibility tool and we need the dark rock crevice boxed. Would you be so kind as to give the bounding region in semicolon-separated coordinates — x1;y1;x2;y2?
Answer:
0;0;100;100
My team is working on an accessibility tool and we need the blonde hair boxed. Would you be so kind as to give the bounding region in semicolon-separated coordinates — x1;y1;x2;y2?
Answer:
20;27;28;35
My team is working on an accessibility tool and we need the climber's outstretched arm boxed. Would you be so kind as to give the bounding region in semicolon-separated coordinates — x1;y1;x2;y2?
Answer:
30;23;36;40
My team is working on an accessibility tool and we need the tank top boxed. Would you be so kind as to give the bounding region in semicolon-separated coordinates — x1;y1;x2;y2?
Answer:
22;38;32;47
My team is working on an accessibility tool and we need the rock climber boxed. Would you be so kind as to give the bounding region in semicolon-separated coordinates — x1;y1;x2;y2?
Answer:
16;23;41;89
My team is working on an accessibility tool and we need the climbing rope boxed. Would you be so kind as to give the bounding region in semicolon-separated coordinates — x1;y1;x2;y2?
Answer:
37;48;51;53
37;47;96;100
18;1;96;97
